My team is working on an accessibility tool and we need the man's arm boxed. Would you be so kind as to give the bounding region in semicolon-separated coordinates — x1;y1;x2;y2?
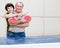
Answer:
9;21;29;28
16;22;29;28
9;22;16;27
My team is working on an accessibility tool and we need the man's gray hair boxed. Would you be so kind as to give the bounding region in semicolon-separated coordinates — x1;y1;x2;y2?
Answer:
15;2;24;7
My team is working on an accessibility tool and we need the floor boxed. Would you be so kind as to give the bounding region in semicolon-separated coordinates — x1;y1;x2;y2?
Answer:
0;36;60;45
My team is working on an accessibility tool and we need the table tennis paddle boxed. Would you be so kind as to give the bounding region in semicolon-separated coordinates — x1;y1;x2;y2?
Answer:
24;15;31;22
9;18;17;24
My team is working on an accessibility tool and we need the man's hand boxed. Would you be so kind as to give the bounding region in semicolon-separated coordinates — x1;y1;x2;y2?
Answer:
9;19;20;26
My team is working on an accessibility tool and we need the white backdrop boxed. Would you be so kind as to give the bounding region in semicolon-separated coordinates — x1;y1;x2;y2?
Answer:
0;0;42;16
0;0;60;37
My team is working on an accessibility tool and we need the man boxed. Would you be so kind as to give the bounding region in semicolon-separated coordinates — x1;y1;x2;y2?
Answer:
7;2;29;38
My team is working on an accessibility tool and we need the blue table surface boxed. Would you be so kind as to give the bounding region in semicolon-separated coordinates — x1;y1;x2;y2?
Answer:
0;36;60;45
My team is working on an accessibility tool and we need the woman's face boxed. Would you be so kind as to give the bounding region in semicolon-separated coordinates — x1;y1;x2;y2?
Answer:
7;6;13;13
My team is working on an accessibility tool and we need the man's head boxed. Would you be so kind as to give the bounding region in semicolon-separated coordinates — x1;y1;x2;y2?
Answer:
15;2;24;13
5;3;14;13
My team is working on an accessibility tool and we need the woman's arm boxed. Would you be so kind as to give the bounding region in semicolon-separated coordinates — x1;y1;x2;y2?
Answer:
5;13;23;18
5;14;18;18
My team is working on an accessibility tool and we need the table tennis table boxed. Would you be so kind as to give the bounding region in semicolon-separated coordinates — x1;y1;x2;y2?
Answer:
0;36;60;45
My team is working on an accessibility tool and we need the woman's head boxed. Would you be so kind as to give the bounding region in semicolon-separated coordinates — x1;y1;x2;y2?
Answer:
5;3;14;13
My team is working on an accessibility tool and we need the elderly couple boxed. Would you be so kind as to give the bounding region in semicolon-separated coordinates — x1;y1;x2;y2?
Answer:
5;2;29;38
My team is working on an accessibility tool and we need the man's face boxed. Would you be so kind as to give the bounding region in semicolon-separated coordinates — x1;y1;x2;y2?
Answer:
15;3;23;13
